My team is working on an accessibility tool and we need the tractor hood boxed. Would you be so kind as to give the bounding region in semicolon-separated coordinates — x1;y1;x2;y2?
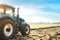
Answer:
19;18;25;23
13;17;25;23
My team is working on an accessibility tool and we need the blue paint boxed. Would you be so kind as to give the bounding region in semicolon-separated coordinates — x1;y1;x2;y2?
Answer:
13;17;25;23
0;14;25;23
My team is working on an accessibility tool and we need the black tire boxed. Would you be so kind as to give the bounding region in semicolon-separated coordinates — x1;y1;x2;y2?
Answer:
0;17;16;39
21;24;30;36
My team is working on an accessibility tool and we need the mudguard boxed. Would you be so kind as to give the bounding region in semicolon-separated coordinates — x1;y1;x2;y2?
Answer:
0;14;11;19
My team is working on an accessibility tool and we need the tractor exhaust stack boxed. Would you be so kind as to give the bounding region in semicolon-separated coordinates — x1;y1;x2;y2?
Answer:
17;8;19;22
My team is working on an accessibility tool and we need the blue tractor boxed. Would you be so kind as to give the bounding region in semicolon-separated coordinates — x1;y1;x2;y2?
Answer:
0;4;30;39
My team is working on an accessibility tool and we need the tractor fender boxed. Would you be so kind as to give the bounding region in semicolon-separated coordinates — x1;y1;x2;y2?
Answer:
0;14;11;19
20;22;29;26
19;22;29;31
20;22;27;27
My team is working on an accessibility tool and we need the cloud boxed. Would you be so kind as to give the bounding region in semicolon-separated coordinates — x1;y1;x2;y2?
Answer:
22;16;57;23
14;5;60;23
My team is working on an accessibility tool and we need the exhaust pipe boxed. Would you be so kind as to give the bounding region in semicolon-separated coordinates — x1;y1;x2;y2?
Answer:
17;8;19;22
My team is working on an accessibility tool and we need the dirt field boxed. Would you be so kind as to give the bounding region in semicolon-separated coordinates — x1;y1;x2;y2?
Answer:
8;24;60;40
29;24;60;29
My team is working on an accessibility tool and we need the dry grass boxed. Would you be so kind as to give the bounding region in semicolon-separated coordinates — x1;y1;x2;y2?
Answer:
29;24;60;29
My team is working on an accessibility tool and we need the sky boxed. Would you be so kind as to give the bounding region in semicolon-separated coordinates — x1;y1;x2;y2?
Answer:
0;0;60;23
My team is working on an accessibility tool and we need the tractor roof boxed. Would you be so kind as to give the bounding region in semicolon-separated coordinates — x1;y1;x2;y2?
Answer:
0;4;15;14
0;4;15;9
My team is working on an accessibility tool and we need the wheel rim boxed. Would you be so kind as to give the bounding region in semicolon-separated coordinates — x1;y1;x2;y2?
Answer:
25;26;30;34
4;23;13;36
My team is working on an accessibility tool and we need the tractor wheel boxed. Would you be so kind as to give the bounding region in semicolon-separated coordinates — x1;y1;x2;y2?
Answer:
0;17;16;39
21;24;30;36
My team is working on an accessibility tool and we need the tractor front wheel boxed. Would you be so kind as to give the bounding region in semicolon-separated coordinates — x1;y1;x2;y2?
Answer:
21;24;30;36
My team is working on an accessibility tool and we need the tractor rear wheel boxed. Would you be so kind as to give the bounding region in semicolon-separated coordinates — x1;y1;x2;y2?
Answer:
0;17;16;39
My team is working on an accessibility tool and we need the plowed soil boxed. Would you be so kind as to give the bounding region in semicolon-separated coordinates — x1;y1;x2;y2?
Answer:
9;24;60;40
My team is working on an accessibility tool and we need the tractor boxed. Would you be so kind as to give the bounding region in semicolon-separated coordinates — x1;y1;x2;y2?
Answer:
0;4;30;39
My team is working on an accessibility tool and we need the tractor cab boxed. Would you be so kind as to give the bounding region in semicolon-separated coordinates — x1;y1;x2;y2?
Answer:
0;4;25;22
0;4;15;17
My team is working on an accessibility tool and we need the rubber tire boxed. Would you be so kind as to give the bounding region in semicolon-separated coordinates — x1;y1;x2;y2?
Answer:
21;24;30;36
0;17;16;39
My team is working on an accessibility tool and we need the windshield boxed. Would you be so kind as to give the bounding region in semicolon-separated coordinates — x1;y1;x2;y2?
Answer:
0;8;14;16
0;8;4;15
6;9;13;16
